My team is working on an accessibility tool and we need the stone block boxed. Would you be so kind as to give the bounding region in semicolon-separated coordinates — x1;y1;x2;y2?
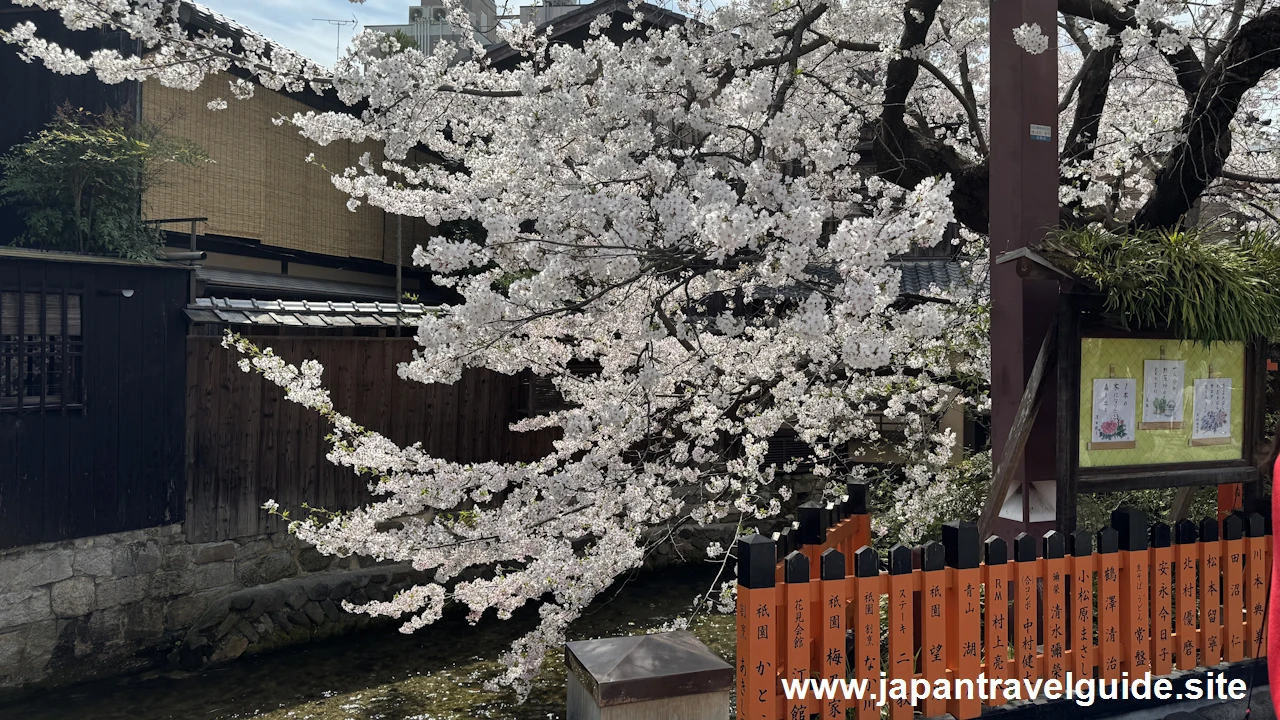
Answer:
134;542;163;575
328;580;353;600
164;594;210;633
0;628;26;668
210;635;250;663
193;562;236;591
50;576;96;619
111;546;137;577
286;610;311;628
297;547;332;573
72;546;114;577
234;539;272;562
320;599;342;621
229;594;253;611
86;607;125;645
303;602;325;626
95;575;150;609
122;601;165;641
192;543;236;565
0;587;53;628
233;620;259;645
305;582;332;602
284;585;308;611
245;588;286;620
151;570;196;598
0;551;73;594
161;543;194;572
21;620;57;673
192;597;231;632
365;585;386;603
271;533;294;549
235;552;297;588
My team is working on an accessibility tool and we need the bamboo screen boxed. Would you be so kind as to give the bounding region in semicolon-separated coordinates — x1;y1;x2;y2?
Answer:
141;76;387;261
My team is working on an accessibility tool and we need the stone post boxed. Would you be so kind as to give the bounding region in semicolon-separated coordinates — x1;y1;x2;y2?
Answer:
564;629;732;720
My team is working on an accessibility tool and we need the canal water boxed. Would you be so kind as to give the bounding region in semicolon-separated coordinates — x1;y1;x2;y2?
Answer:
1;564;734;720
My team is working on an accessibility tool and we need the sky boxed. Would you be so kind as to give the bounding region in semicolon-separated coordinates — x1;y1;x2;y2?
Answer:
198;0;413;66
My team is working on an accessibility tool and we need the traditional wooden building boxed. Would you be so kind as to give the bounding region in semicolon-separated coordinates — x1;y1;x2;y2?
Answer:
0;248;190;549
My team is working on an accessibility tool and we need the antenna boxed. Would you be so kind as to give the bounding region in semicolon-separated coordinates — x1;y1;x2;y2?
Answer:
312;17;358;64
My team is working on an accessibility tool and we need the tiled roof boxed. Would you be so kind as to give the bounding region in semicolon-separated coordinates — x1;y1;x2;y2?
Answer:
185;297;439;328
890;259;973;297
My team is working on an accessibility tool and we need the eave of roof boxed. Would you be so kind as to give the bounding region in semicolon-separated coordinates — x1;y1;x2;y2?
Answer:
0;246;195;270
186;297;440;328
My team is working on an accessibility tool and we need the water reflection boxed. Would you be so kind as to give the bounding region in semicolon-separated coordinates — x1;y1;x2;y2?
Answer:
1;564;733;720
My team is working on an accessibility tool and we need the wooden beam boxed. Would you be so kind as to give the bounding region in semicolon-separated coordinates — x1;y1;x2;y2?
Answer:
979;323;1057;538
1166;487;1197;523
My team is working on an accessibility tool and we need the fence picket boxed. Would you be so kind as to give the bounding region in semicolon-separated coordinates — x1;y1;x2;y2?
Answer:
887;545;914;720
739;503;1272;720
1042;532;1067;683
918;541;948;718
1068;530;1094;679
1150;523;1174;675
982;537;1009;707
781;551;812;720
1114;508;1153;675
1013;533;1039;680
1097;527;1121;680
1174;520;1199;670
852;547;880;720
1223;514;1246;662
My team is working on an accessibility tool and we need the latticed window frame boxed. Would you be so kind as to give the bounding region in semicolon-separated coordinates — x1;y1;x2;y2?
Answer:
0;287;86;412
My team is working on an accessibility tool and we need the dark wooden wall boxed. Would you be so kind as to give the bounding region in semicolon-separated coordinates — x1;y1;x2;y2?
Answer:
185;337;559;543
0;257;189;549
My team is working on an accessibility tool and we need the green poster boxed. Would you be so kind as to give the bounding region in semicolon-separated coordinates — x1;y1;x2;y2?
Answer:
1078;338;1245;468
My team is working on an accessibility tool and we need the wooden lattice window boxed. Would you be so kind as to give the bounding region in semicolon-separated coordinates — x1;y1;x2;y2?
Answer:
0;290;84;410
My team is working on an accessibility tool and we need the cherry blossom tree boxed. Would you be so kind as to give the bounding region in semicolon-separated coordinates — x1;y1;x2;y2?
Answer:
6;0;1278;692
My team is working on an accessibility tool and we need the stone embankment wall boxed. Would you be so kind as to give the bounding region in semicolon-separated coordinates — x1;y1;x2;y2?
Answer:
0;524;420;696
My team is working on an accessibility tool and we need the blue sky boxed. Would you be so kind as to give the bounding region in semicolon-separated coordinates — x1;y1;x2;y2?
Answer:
200;0;412;66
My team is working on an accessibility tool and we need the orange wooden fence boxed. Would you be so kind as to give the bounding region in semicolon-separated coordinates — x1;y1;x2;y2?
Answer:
735;486;1271;720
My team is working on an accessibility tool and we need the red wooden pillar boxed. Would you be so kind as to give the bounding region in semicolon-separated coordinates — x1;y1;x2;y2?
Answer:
989;0;1061;533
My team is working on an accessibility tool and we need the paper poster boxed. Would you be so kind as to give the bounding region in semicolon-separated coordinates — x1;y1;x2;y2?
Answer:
1191;378;1233;445
1141;359;1185;429
1090;378;1137;450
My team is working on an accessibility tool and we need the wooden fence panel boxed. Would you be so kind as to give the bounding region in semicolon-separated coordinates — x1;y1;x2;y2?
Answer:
739;504;1272;720
185;337;558;542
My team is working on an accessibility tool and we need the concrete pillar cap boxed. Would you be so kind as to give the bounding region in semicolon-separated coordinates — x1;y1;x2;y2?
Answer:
564;630;733;707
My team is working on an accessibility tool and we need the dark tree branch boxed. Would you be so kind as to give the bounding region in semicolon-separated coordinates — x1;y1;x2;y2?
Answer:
873;0;989;232
1132;7;1280;229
